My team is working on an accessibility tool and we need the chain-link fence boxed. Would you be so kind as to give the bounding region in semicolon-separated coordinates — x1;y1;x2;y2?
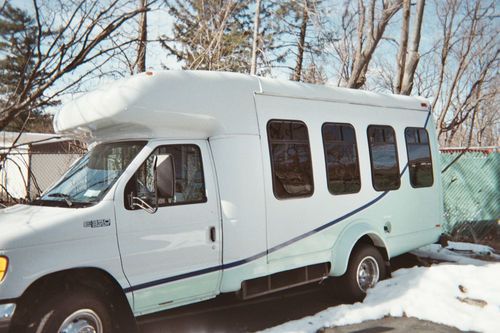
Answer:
27;153;84;199
1;151;84;205
0;132;86;206
441;149;500;249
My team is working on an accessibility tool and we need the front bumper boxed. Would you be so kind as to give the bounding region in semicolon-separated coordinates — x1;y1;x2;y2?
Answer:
0;303;15;333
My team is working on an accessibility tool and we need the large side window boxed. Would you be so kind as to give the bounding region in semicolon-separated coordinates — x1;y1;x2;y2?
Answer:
405;128;434;188
367;125;400;191
126;144;206;209
267;120;314;199
322;123;361;194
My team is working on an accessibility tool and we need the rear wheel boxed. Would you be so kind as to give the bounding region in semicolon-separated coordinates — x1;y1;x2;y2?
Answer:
26;289;113;333
337;244;386;302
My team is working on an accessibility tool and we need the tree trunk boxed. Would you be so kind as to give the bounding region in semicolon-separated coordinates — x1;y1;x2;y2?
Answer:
250;0;261;75
292;0;309;82
394;0;410;94
135;0;147;73
401;0;425;95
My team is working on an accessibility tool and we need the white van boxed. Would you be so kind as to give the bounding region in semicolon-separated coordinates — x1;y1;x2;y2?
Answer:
0;71;443;333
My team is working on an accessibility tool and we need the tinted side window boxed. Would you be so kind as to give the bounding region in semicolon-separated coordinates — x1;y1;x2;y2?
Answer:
267;120;314;199
126;144;206;209
405;128;434;188
367;125;400;191
322;123;361;194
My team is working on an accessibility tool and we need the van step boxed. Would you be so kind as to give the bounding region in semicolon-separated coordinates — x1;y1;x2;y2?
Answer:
239;262;330;300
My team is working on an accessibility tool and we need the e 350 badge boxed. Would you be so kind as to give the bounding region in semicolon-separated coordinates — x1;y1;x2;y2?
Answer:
83;219;111;228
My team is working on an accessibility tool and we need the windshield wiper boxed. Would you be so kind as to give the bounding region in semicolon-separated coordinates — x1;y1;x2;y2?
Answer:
48;193;73;207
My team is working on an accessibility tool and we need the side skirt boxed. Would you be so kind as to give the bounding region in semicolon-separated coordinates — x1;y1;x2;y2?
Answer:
238;262;330;300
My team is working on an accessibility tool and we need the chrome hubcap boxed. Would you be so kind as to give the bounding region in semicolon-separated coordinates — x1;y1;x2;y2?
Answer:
356;256;380;292
59;309;103;333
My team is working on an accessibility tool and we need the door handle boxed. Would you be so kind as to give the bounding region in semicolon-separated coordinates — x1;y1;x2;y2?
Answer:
209;226;216;242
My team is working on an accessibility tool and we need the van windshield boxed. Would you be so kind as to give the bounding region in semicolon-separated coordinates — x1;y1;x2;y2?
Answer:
31;141;146;208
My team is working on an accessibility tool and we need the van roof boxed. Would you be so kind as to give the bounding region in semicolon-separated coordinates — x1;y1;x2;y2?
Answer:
54;70;429;140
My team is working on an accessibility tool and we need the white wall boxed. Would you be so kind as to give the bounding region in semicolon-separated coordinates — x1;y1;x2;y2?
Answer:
1;148;30;200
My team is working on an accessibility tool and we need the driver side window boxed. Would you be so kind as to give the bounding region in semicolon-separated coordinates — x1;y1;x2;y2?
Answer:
125;144;207;209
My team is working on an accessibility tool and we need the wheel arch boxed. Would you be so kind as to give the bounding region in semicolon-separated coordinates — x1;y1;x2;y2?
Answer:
330;221;390;277
10;267;135;331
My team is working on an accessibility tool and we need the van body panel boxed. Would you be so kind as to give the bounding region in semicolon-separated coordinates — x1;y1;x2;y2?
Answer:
218;256;268;293
330;221;388;276
113;140;222;314
0;201;128;299
254;94;441;267
208;135;267;265
54;71;261;140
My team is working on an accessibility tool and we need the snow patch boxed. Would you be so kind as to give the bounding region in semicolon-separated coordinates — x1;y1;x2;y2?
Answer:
412;244;488;265
262;244;500;333
447;241;495;254
413;241;500;264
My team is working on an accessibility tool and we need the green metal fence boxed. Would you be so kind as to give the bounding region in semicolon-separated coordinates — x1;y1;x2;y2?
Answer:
440;150;500;248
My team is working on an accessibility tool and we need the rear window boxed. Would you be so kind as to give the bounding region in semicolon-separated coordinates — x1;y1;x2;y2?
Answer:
405;128;434;188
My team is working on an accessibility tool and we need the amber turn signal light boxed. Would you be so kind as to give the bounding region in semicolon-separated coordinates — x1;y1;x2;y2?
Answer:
0;256;8;282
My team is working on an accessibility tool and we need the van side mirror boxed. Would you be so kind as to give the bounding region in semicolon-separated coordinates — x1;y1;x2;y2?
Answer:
130;153;175;214
155;154;175;199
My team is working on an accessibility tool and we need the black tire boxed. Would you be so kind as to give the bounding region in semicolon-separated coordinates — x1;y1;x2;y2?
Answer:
336;244;386;303
26;288;113;333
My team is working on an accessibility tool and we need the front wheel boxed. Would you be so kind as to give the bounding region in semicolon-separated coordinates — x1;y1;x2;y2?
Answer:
337;244;387;302
26;289;113;333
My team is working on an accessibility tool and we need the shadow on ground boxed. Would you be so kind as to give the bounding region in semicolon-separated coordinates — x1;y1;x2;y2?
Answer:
319;317;471;333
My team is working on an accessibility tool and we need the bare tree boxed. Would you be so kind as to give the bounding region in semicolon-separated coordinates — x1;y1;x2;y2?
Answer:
302;62;327;84
431;0;499;145
325;2;358;86
473;81;499;146
394;0;410;94
400;0;424;95
250;0;261;75
346;0;403;89
291;0;310;81
134;0;148;73
0;0;157;134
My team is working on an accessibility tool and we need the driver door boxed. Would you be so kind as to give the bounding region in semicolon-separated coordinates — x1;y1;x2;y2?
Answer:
114;140;222;315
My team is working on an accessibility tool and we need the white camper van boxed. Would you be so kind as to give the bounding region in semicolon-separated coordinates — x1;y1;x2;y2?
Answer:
0;71;443;333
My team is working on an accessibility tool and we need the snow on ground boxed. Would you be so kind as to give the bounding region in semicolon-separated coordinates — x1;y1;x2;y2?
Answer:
262;243;500;333
446;241;496;254
413;241;500;264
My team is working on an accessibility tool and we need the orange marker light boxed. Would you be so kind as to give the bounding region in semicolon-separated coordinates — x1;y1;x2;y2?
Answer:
0;256;8;282
421;102;428;108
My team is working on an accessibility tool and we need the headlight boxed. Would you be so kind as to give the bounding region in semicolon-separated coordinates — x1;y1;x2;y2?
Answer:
0;256;8;282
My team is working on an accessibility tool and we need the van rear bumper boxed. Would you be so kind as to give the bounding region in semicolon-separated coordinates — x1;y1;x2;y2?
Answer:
0;303;16;333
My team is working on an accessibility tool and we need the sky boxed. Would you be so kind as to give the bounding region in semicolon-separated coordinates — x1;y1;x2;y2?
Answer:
9;0;181;111
6;0;472;112
12;0;179;68
11;0;442;80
